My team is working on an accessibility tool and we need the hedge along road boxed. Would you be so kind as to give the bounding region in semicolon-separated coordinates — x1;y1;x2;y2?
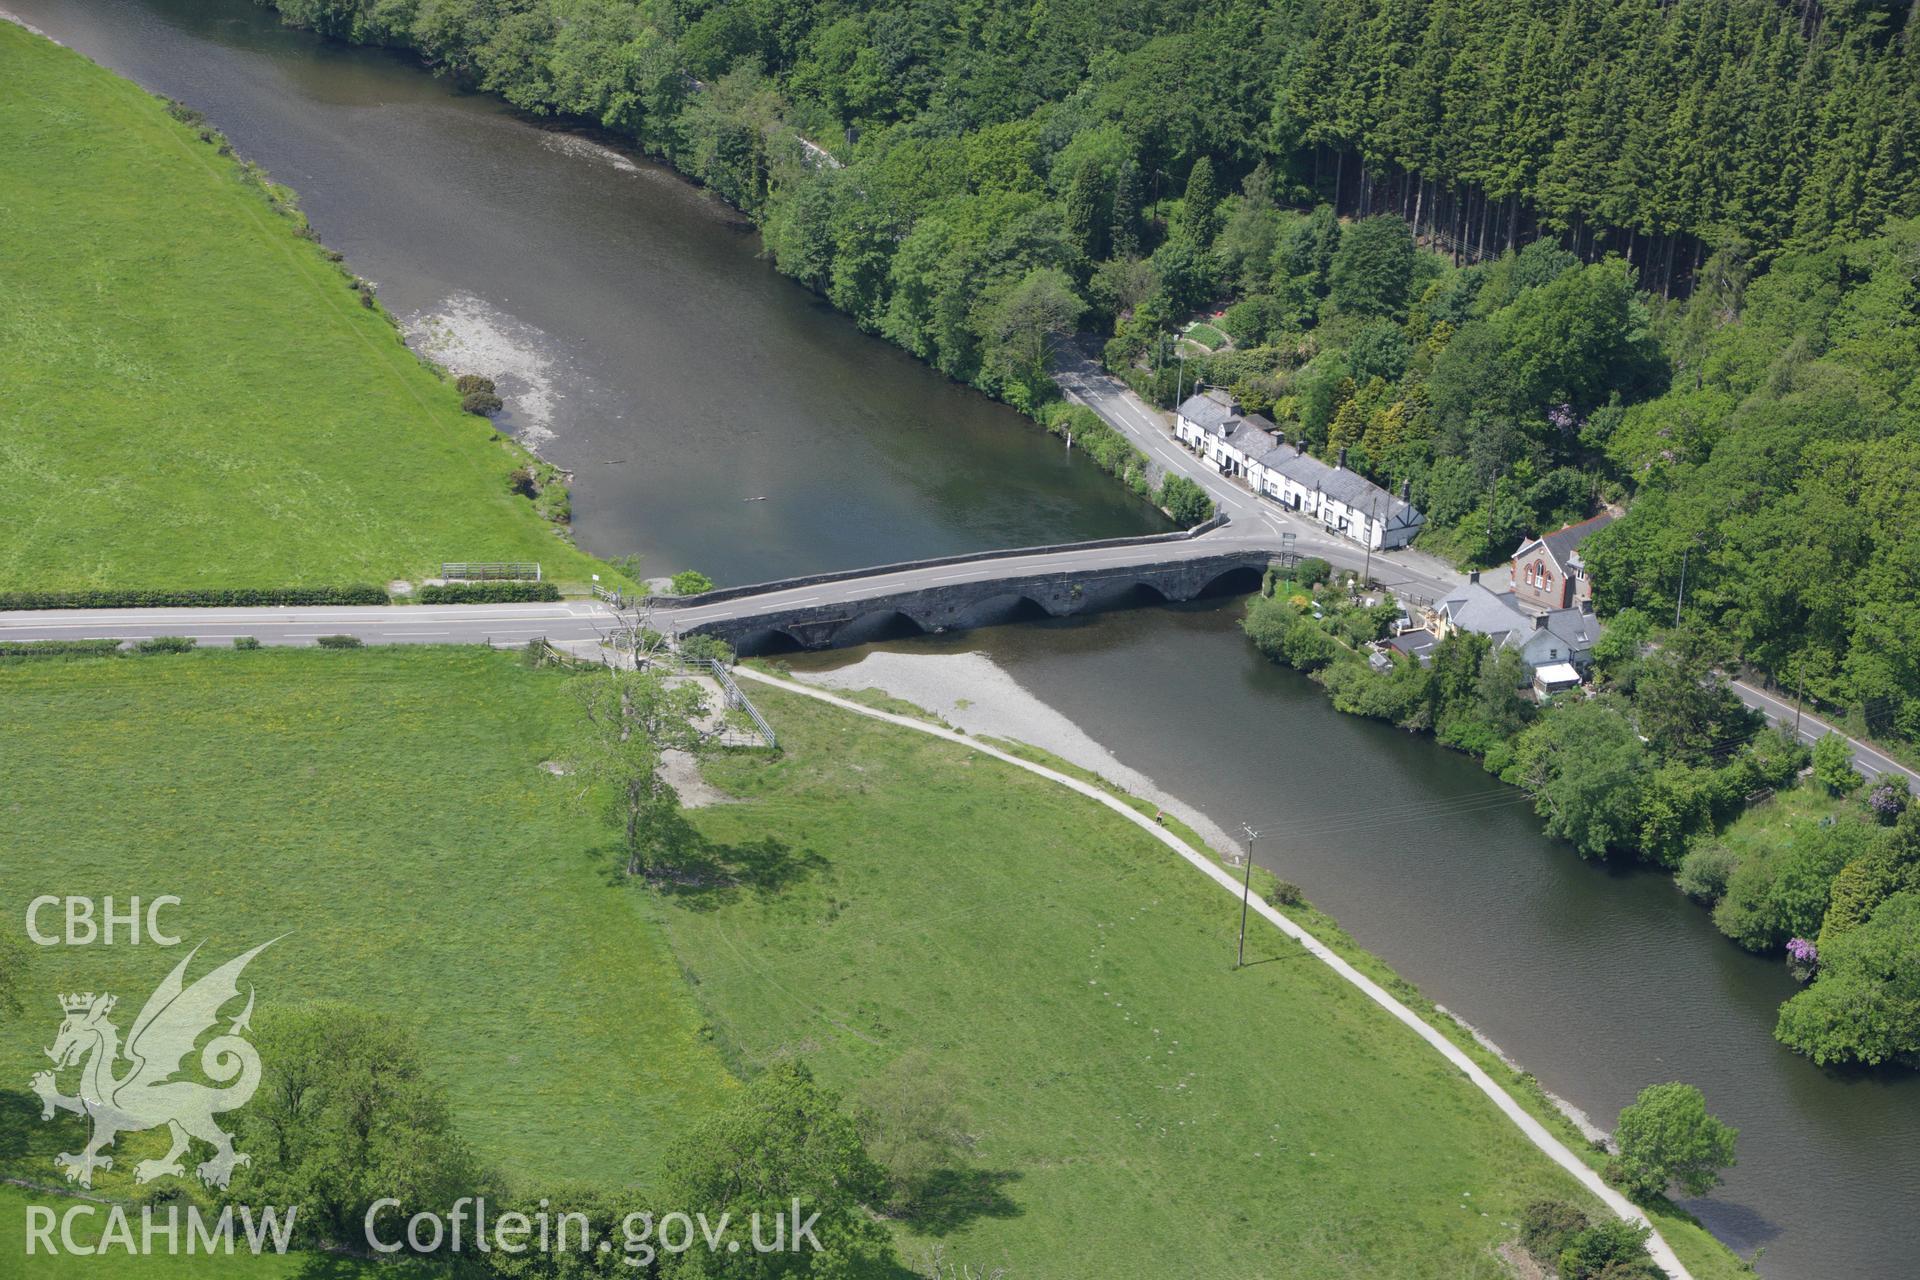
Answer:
729;664;1695;1280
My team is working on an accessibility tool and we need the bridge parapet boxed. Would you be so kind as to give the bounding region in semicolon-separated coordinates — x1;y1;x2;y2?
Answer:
638;513;1232;612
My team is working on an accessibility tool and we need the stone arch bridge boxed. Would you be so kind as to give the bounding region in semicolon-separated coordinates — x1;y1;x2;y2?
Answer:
656;532;1283;655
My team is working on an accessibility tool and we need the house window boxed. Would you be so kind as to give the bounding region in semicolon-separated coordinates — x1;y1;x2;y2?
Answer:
1549;649;1558;659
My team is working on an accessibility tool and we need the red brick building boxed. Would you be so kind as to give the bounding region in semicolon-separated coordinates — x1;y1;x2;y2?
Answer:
1507;513;1615;612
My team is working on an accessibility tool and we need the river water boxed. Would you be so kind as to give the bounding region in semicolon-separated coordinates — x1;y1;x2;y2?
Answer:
12;2;1917;1275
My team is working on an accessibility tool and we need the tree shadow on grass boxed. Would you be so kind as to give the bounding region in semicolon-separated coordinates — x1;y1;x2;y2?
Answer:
652;830;828;911
0;1086;88;1167
0;1088;44;1161
900;1167;1024;1237
586;811;827;909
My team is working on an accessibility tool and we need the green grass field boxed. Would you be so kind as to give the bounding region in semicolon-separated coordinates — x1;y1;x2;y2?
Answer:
0;25;606;590
0;648;733;1205
0;650;1747;1278
665;683;1614;1278
1711;780;1855;864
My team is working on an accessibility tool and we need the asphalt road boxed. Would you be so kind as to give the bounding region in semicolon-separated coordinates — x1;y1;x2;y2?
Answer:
0;534;1276;649
1052;347;1465;603
1730;676;1919;794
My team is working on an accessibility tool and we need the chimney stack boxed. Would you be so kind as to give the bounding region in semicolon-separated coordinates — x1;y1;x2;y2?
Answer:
1295;439;1305;456
1400;478;1411;502
1336;447;1348;470
1468;570;1480;585
1533;613;1549;631
1580;599;1593;615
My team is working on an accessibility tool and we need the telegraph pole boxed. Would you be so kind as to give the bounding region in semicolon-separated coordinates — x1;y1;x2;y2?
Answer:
1794;659;1806;739
1362;493;1379;589
1236;823;1259;968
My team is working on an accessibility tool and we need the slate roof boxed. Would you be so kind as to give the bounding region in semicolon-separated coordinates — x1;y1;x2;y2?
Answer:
1513;512;1617;570
1262;447;1417;521
1385;630;1439;663
1176;390;1239;435
1541;606;1603;648
1224;419;1278;456
1436;581;1528;644
1437;581;1606;661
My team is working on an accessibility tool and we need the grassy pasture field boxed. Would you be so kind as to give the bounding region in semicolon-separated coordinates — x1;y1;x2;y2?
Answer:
0;648;734;1202
0;25;606;591
0;649;1747;1278
664;683;1618;1278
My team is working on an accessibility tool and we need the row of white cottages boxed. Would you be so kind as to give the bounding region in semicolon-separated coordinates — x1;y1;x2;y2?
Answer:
1173;389;1424;551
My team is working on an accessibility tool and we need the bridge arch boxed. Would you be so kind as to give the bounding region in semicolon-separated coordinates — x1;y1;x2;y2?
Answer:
726;625;809;657
1192;564;1266;599
831;608;931;649
949;592;1057;630
1074;579;1172;612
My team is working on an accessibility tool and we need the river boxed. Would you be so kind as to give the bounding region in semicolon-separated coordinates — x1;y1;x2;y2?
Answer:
11;2;1917;1275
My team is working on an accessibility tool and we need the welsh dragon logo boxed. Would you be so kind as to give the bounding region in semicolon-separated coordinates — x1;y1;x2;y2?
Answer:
30;941;275;1190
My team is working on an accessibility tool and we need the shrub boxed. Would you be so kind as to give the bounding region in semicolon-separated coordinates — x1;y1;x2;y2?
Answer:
678;633;735;665
0;586;388;609
460;388;503;415
136;636;197;654
858;1050;976;1215
1813;732;1859;795
0;639;123;658
1518;1198;1589;1263
1558;1220;1660;1280
233;636;262;650
670;569;716;597
1263;880;1303;907
1676;842;1739;905
163;99;207;128
1293;556;1333;588
507;466;538;498
1157;473;1214;526
1242;594;1339;672
1868;778;1908;824
314;634;363;649
414;581;560;604
454;374;497;396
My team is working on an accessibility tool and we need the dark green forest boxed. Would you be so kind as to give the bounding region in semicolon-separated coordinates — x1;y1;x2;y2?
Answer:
262;0;1920;749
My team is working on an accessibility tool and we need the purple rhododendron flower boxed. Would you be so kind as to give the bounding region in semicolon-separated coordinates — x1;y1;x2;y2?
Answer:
1787;937;1818;964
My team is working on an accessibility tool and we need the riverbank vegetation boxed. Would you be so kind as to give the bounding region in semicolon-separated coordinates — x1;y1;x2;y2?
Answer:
0;25;607;592
1;646;1756;1275
253;0;1920;747
1245;568;1920;1068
